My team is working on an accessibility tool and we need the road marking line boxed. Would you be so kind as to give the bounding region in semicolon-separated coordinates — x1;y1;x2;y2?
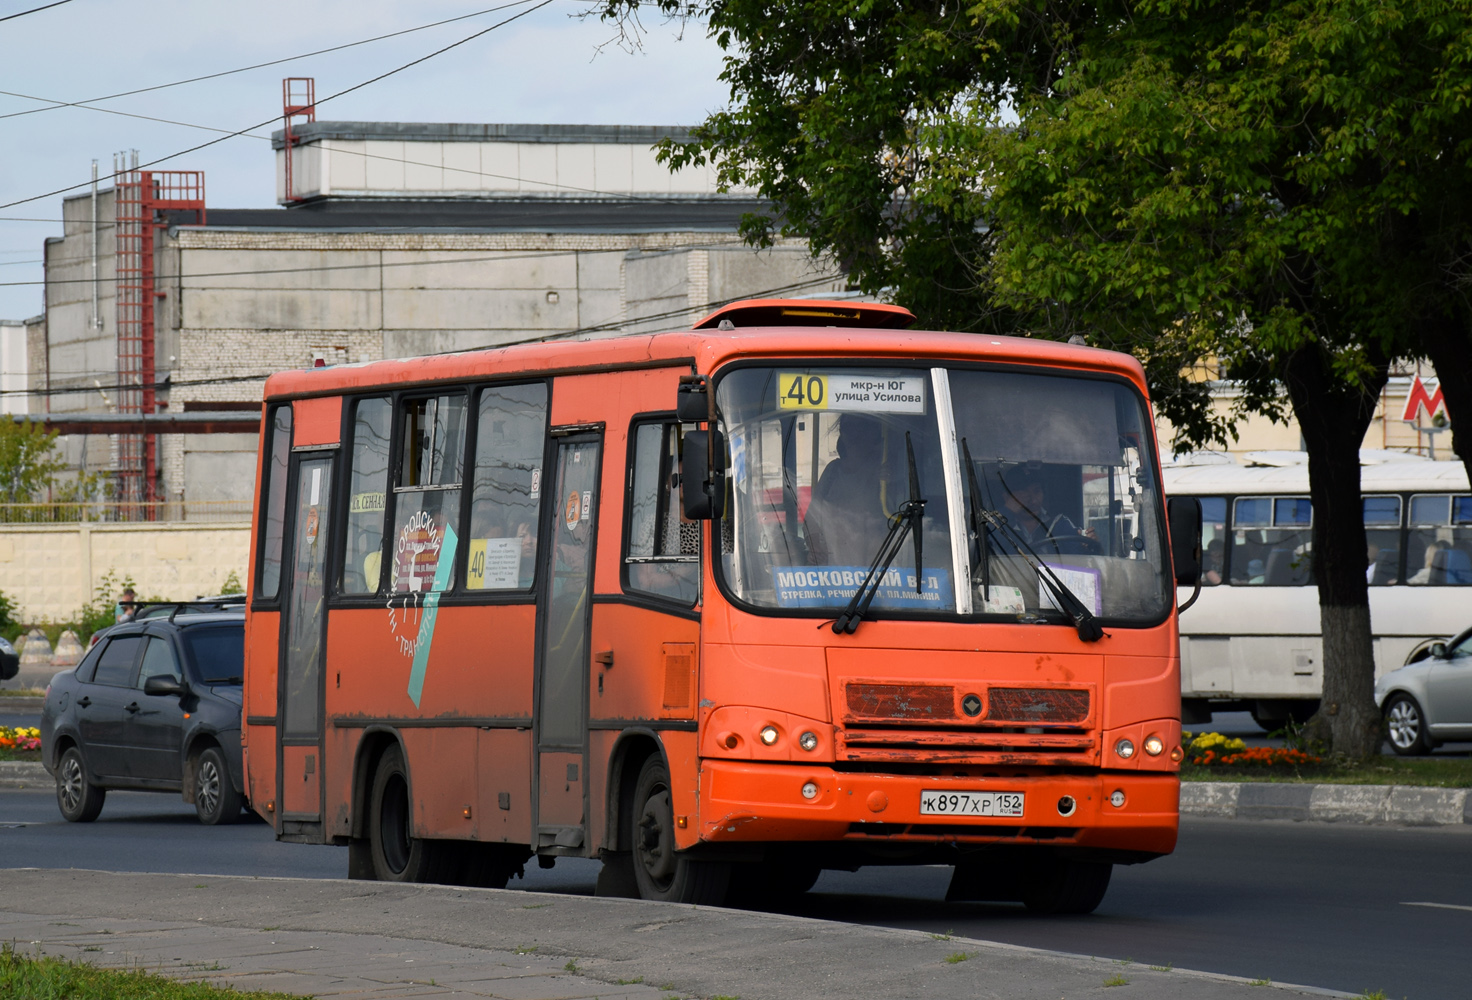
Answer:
1402;901;1472;913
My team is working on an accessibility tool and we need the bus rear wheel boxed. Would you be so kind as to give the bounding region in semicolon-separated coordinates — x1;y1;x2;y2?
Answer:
369;745;443;882
1022;860;1113;915
629;755;729;904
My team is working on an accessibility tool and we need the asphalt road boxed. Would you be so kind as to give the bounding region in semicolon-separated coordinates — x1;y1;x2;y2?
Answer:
1;787;1468;998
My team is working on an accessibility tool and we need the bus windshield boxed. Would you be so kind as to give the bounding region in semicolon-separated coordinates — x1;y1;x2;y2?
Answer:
715;365;1171;624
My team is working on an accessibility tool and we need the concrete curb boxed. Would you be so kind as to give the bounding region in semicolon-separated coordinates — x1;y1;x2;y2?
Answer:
0;761;47;789
1181;780;1472;826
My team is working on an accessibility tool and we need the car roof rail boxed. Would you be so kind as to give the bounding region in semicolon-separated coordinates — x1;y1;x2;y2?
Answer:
126;599;245;624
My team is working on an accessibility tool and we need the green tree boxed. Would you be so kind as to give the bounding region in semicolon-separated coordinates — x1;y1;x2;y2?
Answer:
0;419;69;506
601;0;1472;755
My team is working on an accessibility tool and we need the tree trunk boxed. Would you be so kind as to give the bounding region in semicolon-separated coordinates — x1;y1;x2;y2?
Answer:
1282;346;1389;759
1419;313;1472;488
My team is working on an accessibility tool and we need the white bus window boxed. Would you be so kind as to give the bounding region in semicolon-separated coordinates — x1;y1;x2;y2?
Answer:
1231;495;1312;586
1364;495;1402;587
1200;497;1226;586
1406;493;1472;586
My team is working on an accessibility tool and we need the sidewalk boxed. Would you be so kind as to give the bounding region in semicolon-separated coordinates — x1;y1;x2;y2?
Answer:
0;869;1349;999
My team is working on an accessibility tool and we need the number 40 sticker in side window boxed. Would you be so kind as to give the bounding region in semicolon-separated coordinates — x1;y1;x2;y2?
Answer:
777;372;926;415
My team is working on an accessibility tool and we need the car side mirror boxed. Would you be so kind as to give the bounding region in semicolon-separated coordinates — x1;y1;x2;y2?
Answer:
144;675;185;697
1429;642;1448;660
1167;496;1203;612
680;429;725;520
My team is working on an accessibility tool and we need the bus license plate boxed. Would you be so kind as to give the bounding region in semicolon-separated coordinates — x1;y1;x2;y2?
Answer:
919;790;1024;817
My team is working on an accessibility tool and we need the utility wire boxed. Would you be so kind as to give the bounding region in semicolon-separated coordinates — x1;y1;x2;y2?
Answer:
0;0;540;120
0;0;557;212
0;0;72;23
4;274;852;399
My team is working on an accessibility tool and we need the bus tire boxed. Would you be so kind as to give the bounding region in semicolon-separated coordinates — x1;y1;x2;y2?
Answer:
1022;860;1112;915
194;746;244;825
369;745;441;882
1385;694;1431;756
56;746;105;823
629;755;729;904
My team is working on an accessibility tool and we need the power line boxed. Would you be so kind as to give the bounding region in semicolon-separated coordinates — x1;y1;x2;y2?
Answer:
0;0;72;23
0;1;541;121
0;0;558;212
3;274;853;400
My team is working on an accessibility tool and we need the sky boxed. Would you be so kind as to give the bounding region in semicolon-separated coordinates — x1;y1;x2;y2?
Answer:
0;0;730;318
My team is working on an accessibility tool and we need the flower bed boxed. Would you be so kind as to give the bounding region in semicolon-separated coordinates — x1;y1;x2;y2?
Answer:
1184;731;1322;767
0;725;41;761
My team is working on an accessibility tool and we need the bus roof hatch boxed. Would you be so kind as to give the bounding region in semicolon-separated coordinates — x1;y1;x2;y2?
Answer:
693;298;915;331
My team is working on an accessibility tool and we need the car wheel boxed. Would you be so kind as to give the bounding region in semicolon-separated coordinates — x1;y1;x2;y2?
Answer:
629;755;729;904
56;747;105;823
1022;860;1113;915
368;745;447;882
194;746;244;825
1385;694;1431;756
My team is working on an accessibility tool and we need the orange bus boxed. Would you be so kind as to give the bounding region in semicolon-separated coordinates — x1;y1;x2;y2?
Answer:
242;299;1200;914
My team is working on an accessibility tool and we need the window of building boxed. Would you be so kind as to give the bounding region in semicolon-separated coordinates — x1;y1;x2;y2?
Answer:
258;406;293;601
391;395;467;594
625;420;699;605
340;397;392;594
466;384;547;591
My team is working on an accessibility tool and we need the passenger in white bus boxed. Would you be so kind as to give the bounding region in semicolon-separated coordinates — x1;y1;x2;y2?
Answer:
1409;540;1450;586
1202;539;1224;585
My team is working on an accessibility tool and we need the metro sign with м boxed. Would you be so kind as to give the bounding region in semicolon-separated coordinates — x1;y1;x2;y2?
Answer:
1401;374;1447;424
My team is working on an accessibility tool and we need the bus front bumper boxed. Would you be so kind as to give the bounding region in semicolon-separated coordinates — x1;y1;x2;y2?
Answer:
696;761;1179;856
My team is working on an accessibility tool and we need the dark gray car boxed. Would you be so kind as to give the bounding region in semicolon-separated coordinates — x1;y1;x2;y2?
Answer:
40;612;246;824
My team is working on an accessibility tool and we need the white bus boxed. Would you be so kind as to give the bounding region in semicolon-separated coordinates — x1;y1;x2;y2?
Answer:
1162;459;1472;729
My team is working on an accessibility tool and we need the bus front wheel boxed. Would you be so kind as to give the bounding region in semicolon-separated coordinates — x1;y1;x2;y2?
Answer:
1022;860;1113;915
369;745;441;882
629;755;729;904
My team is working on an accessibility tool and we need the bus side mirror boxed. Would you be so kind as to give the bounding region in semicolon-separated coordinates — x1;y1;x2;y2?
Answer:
1168;496;1203;614
676;376;709;423
681;429;725;520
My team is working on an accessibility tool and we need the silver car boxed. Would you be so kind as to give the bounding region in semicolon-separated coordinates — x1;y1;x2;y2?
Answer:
1375;626;1472;755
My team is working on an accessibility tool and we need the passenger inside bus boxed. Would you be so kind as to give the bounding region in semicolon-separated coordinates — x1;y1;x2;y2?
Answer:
1408;540;1450;586
987;464;1098;554
1202;539;1224;585
803;415;896;565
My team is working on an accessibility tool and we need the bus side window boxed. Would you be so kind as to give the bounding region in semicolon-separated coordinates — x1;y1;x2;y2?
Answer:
1406;494;1472;586
257;405;293;601
1363;495;1402;587
340;397;392;594
392;394;468;594
1199;496;1227;586
625;420;699;605
465;383;548;592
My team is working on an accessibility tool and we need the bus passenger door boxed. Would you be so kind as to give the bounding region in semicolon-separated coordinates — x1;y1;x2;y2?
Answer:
277;452;335;836
534;433;601;853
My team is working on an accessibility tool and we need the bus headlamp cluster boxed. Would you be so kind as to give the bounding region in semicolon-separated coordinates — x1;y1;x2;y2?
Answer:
759;725;779;746
1143;735;1165;757
1114;738;1135;759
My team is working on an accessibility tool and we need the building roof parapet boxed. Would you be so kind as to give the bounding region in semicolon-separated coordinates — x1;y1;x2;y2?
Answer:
269;121;693;150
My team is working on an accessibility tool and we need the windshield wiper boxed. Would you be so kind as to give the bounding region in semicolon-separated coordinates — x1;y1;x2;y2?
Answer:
959;438;1103;643
832;432;926;634
210;676;243;685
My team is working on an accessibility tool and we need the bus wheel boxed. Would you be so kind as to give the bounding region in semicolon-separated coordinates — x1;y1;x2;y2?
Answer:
629;756;729;904
1022;860;1112;915
369;746;438;882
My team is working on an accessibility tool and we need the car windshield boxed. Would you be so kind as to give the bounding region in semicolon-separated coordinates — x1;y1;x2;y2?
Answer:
714;365;1171;624
180;624;244;684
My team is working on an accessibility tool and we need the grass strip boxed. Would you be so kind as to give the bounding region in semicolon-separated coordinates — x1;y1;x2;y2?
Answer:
0;943;310;1000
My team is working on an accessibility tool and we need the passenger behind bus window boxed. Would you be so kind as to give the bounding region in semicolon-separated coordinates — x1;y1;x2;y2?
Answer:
989;464;1097;554
803;415;890;565
1406;540;1472;585
1202;539;1224;585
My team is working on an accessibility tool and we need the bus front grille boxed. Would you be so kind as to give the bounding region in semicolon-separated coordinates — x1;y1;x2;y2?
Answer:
836;727;1096;764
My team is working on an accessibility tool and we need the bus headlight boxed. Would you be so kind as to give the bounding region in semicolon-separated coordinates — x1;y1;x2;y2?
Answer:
798;731;818;751
759;725;780;746
1143;735;1164;756
1114;738;1136;759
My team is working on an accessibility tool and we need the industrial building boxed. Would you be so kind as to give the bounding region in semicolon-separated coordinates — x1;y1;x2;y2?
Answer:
34;91;846;511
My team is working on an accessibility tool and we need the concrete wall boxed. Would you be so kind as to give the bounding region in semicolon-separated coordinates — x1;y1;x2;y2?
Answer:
0;522;249;623
0;321;28;415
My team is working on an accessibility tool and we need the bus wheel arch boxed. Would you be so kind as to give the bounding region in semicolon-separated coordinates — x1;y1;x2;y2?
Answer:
628;752;729;904
349;728;410;880
603;728;668;854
